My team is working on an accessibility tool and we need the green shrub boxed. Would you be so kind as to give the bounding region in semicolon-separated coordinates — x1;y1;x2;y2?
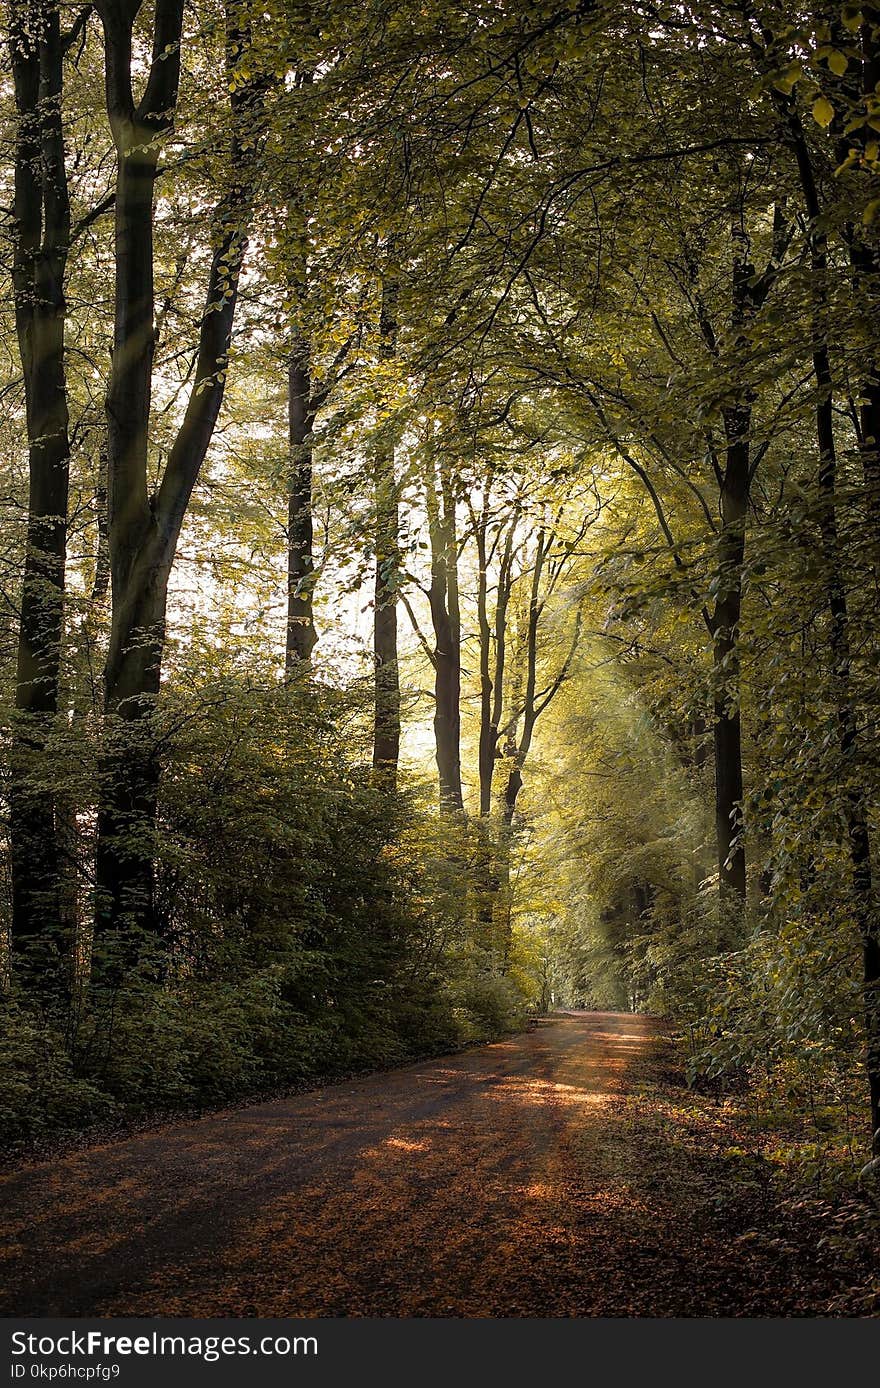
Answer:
0;1006;115;1146
445;965;527;1042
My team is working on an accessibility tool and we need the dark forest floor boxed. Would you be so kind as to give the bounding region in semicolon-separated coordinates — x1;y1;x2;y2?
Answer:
2;1012;878;1317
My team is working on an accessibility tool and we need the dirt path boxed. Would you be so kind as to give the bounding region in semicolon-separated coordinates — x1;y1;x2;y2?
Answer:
0;1012;842;1317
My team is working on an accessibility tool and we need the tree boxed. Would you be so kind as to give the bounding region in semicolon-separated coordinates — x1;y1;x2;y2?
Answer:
7;0;75;978
94;0;269;946
372;270;401;778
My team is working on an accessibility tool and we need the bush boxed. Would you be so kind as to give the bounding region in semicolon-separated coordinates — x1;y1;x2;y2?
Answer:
0;1006;115;1146
444;963;528;1043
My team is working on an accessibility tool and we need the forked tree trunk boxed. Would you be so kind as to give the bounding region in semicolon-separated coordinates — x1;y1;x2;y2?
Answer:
93;0;185;948
94;0;266;953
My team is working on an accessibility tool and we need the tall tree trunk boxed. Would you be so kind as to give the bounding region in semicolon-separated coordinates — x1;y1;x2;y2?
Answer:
849;8;880;535
63;459;111;1027
788;105;880;1134
493;539;545;964
498;519;579;829
8;0;72;984
94;0;184;947
372;460;400;777
851;12;880;1134
372;274;400;779
699;194;789;915
475;498;517;817
708;208;781;915
427;459;463;812
473;501;495;934
502;529;546;828
712;408;748;908
476;505;494;816
852;240;880;535
94;1;265;952
814;348;880;1135
471;491;520;941
286;333;317;669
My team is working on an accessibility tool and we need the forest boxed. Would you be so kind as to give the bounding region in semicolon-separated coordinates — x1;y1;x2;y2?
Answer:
1;0;880;1227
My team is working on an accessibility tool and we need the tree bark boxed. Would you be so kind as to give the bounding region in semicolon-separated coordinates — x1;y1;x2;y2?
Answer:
814;350;880;1135
708;208;783;913
475;495;517;816
427;458;463;812
92;0;184;946
8;0;73;983
502;529;546;827
712;409;748;907
476;506;494;815
842;16;880;1126
787;104;880;1134
286;333;317;668
849;8;880;536
372;274;400;779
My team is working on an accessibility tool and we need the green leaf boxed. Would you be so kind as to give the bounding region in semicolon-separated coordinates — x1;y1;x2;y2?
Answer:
841;8;864;32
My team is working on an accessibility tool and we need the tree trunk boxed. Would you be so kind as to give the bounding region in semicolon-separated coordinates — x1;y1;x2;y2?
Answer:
852;231;880;535
427;460;463;812
95;570;167;947
787;102;880;1133
706;199;790;915
712;413;748;907
850;10;880;536
709;210;774;916
475;501;517;816
94;2;265;951
476;512;494;816
846;29;880;1126
494;540;545;960
8;0;72;984
286;335;317;669
94;0;180;948
62;459;111;1022
815;358;880;1135
372;464;400;778
372;275;400;779
502;528;545;827
471;495;520;939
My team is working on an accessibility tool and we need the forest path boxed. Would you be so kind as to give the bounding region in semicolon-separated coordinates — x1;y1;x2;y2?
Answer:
1;1012;803;1316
